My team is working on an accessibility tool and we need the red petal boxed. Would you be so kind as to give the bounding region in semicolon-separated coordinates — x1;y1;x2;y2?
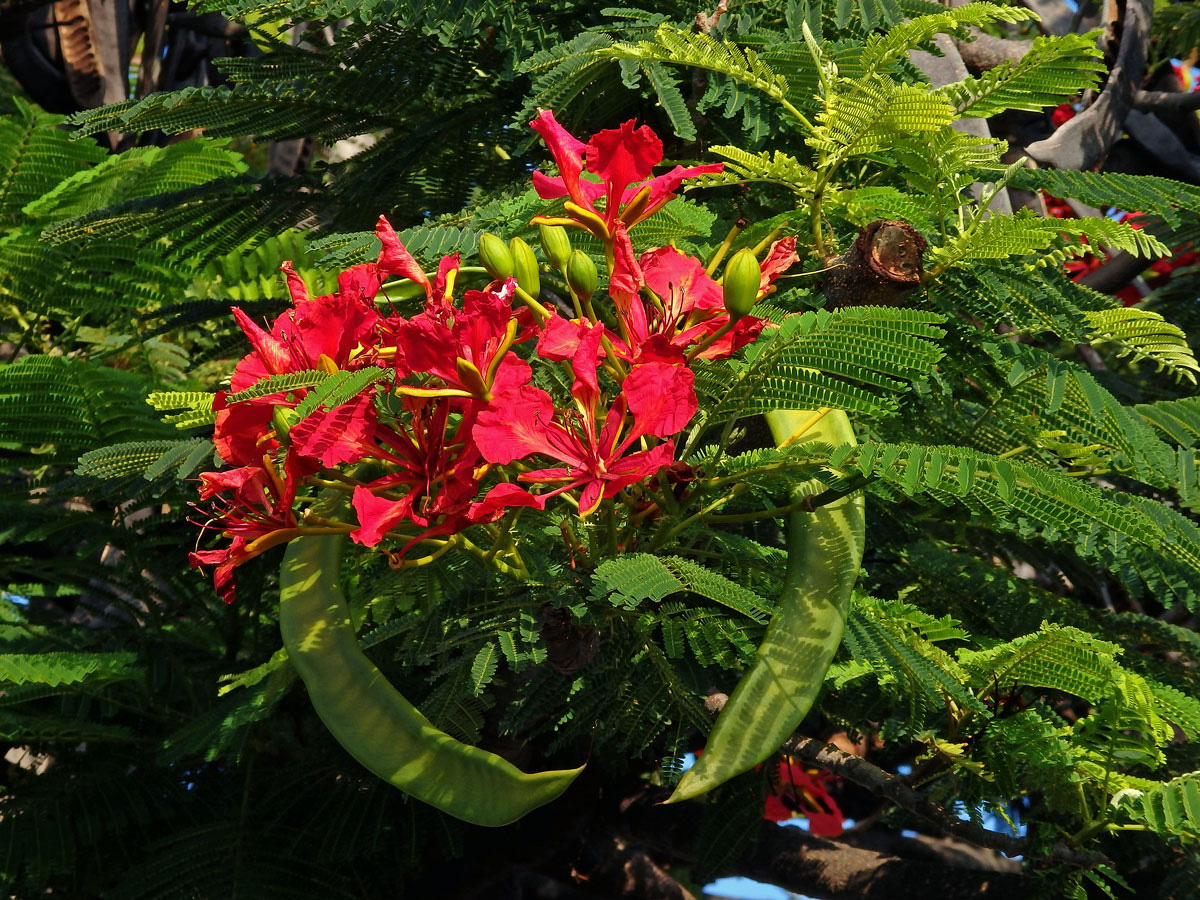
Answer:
231;307;292;378
759;237;799;293
289;393;377;467
376;216;430;295
350;486;413;547
806;811;845;838
640;246;723;314
474;384;563;465
531;171;606;205
530;110;592;211
214;400;275;466
467;483;548;522
536;313;587;361
585;120;662;222
290;291;379;369
610;222;645;299
623;361;697;439
623;163;724;224
763;793;793;823
197;465;266;502
337;264;385;303
430;253;461;309
280;261;309;304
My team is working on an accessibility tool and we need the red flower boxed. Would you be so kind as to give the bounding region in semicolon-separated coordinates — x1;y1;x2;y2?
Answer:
1050;103;1076;129
764;757;845;837
474;321;695;516
530;110;722;236
389;278;531;399
608;238;772;362
189;455;314;602
349;395;483;548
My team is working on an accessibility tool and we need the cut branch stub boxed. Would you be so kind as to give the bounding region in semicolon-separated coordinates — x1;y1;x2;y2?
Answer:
820;221;927;308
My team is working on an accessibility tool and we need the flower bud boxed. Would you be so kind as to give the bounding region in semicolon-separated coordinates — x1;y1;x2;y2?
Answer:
272;406;300;444
722;248;762;321
478;233;514;280
565;250;598;302
509;237;541;297
539;224;572;270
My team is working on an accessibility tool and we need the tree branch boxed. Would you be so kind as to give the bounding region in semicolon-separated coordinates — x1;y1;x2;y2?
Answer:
788;738;1107;869
1133;89;1200;113
1077;250;1153;294
1124;109;1200;183
954;33;1030;71
619;791;1032;900
1026;0;1154;170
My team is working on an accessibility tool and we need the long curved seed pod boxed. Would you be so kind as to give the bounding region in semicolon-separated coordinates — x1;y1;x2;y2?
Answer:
667;408;865;802
279;526;584;827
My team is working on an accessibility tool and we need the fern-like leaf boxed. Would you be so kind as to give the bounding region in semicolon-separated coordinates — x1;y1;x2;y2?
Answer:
938;32;1105;117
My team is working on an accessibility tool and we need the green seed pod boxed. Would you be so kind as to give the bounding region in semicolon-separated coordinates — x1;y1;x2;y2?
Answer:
478;233;515;280
538;224;573;270
509;237;541;297
272;406;300;444
565;250;598;302
721;248;762;321
280;495;584;826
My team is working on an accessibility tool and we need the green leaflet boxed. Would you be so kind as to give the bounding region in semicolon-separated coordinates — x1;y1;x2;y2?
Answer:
668;408;866;802
279;506;583;827
1122;773;1200;839
0;652;139;687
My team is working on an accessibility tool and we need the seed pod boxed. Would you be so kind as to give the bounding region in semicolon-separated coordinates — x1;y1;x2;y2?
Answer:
565;250;598;302
722;248;762;321
280;495;584;827
478;233;515;280
272;406;300;443
509;237;541;297
538;224;573;270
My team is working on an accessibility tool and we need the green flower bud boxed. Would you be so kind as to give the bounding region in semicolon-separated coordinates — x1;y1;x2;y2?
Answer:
565;250;598;302
272;406;300;444
538;224;572;270
722;248;762;321
478;233;515;280
509;237;541;297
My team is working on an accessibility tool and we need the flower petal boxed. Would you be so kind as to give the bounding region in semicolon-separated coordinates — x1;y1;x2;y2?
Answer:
585;120;662;222
474;384;563;465
530;110;591;211
467;483;548;522
640;246;723;314
289;393;378;467
376;215;430;296
351;486;413;547
623;362;697;439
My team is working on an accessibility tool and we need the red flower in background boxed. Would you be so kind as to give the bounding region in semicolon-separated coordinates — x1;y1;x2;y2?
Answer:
764;756;845;837
1044;193;1196;306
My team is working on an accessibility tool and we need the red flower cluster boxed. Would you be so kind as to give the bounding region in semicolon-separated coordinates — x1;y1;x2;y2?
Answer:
189;113;798;601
